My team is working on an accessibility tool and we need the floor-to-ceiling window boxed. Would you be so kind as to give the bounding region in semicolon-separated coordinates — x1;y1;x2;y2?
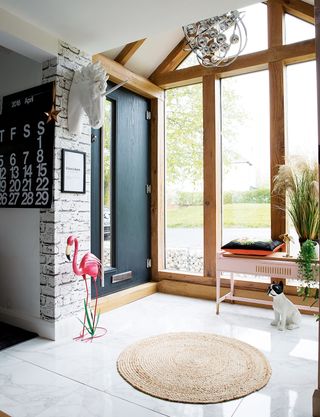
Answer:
221;70;270;247
165;84;204;273
220;70;271;283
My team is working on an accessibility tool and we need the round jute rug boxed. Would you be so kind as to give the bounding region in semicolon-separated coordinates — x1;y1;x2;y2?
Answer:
117;332;271;404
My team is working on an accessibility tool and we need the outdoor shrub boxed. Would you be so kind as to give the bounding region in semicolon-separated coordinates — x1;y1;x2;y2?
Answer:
177;191;203;206
223;188;270;204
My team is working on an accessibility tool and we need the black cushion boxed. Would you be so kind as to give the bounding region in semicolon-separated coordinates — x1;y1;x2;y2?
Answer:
222;238;283;251
221;239;284;255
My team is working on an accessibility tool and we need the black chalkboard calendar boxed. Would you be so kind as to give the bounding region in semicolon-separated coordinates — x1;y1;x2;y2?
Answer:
0;82;55;208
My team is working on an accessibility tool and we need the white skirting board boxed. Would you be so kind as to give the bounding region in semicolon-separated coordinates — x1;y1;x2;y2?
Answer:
0;306;86;341
0;306;55;340
53;314;83;341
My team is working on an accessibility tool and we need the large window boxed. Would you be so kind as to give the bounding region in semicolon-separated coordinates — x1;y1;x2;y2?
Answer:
160;2;316;304
221;71;271;248
165;84;203;273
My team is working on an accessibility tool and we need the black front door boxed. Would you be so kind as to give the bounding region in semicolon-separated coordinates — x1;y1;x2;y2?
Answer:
91;86;151;297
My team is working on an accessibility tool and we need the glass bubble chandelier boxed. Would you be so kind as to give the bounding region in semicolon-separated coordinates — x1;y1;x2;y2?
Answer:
182;10;247;68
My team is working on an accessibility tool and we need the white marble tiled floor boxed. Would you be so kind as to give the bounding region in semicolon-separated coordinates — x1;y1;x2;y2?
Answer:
0;293;317;417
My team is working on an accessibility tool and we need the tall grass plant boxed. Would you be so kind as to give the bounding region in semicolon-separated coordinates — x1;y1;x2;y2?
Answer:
273;158;319;241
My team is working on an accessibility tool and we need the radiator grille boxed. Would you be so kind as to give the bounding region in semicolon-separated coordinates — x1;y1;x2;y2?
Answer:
255;265;292;277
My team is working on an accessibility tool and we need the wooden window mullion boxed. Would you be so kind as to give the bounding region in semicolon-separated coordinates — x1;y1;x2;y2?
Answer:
268;0;286;240
151;97;165;279
203;75;220;278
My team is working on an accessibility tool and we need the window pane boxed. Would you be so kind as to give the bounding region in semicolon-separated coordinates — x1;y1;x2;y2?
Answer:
286;61;317;263
285;14;315;44
221;71;270;244
239;3;268;55
165;84;203;273
177;53;199;70
103;100;112;269
287;62;317;159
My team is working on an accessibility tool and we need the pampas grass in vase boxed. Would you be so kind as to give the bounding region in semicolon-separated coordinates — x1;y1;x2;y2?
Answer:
273;157;319;244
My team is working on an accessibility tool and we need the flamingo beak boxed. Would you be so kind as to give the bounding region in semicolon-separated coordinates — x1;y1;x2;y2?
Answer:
66;245;71;261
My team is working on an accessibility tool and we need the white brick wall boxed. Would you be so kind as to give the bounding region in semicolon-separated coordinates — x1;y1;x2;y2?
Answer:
40;41;92;323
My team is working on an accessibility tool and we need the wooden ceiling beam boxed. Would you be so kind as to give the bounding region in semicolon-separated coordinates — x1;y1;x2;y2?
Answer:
274;0;314;24
268;0;284;48
151;38;315;89
114;39;146;66
149;38;190;82
93;53;164;100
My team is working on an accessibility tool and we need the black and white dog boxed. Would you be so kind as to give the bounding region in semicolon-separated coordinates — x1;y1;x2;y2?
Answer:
267;281;301;331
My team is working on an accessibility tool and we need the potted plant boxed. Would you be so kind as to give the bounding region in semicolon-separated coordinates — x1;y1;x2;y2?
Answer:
273;158;319;245
296;239;319;306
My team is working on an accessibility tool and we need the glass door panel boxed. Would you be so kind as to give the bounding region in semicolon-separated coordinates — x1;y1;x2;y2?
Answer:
103;100;113;269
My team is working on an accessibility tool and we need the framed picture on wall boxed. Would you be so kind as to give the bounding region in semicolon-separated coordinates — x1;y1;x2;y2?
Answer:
61;149;86;193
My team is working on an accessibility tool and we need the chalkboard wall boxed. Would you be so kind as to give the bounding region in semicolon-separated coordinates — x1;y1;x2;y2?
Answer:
0;82;54;208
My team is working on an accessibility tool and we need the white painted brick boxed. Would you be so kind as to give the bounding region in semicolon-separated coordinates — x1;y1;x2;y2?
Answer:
41;285;60;297
59;263;74;275
60;303;75;316
40;263;57;275
40;243;60;255
40;210;55;223
61;67;74;81
41;308;55;319
39;40;92;322
43;223;55;235
61;272;77;284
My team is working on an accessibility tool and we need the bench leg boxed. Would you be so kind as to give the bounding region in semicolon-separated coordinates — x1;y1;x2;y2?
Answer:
216;272;220;315
230;273;235;303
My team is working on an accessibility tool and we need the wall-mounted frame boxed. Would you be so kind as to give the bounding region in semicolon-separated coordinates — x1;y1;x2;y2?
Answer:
61;149;86;193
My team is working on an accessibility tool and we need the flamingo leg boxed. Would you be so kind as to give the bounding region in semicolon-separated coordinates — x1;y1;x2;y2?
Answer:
81;278;108;342
82;275;89;337
74;274;89;341
92;279;99;332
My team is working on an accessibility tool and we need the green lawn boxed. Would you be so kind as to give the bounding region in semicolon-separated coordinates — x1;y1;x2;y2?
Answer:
167;204;270;228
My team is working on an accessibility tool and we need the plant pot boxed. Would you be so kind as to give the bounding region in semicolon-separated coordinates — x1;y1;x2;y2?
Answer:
299;238;319;248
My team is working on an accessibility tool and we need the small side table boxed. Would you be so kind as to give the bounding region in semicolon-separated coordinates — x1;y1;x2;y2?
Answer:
216;251;318;314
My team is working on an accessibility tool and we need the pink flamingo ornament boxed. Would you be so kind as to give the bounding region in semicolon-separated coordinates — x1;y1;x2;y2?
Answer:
66;235;104;340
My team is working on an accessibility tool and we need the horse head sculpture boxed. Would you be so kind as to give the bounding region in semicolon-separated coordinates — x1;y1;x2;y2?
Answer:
68;62;109;135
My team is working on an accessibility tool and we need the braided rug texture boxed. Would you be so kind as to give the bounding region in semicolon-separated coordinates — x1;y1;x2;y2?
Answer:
117;332;271;403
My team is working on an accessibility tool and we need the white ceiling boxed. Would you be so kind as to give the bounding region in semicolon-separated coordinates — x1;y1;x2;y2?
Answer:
100;28;184;78
0;0;259;55
114;28;185;78
0;0;315;77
